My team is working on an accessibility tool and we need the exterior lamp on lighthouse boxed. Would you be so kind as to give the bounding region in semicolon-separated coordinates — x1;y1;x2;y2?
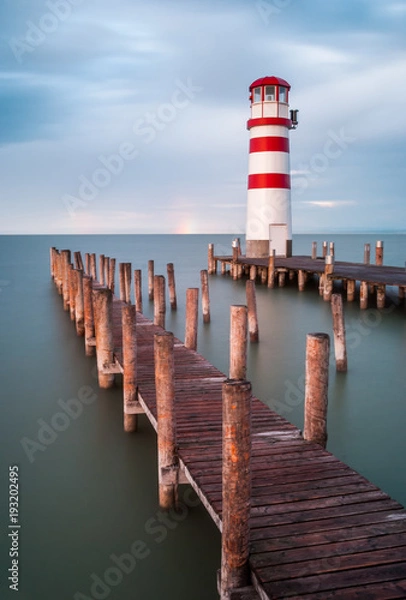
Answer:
245;76;298;258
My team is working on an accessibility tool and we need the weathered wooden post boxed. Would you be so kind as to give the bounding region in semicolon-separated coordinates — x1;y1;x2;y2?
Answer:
303;333;330;449
250;265;257;281
375;240;384;266
119;263;126;302
104;257;110;289
232;240;239;281
185;288;199;350
134;269;143;313
364;243;371;265
311;241;317;260
267;250;275;288
246;280;259;343
298;270;306;292
75;269;85;336
122;304;140;432
200;269;210;324
329;242;335;258
323;255;334;301
322;241;328;258
85;253;90;276
83;275;95;356
50;247;56;278
68;264;77;321
154;331;178;510
74;251;84;271
167;263;177;310
61;250;71;310
376;284;386;309
221;261;227;276
124;263;132;304
108;258;116;293
92;287;115;388
90;253;97;280
278;270;286;287
347;279;355;302
318;273;324;296
220;379;251;599
261;268;268;285
229;306;248;380
99;254;105;286
331;294;347;372
148;260;154;301
208;243;216;275
154;275;166;329
360;281;368;309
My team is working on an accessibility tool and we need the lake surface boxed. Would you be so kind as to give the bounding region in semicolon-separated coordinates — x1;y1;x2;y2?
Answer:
1;233;405;600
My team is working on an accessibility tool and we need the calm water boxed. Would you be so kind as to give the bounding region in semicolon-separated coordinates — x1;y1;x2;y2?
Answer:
1;233;405;600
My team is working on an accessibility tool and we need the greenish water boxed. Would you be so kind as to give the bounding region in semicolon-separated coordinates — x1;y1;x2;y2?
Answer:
1;234;405;599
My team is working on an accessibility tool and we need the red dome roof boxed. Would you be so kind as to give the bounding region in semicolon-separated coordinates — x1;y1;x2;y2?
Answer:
249;76;290;90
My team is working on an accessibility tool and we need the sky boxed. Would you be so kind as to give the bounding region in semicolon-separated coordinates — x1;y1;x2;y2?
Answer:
1;0;405;234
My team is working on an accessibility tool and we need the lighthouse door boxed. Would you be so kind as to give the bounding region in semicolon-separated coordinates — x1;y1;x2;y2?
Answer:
269;224;288;257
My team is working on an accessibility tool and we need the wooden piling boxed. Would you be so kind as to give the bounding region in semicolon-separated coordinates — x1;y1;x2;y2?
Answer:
360;281;368;310
167;263;177;310
50;247;56;278
90;253;97;280
68;264;77;321
108;258;116;293
220;379;251;599
246;280;259;343
104;257;110;289
329;242;335;258
154;275;166;329
154;331;178;510
322;241;328;258
323;256;334;302
92;287;115;388
124;263;132;304
261;268;268;285
303;333;330;449
347;279;355;302
74;251;83;271
376;284;386;309
83;275;95;357
278;271;286;287
54;250;63;294
119;263;126;302
122;304;139;433
221;261;227;276
375;240;384;266
250;265;257;281
134;269;143;313
208;243;216;275
148;260;154;301
99;254;105;286
364;243;371;265
298;270;306;292
185;288;199;350
232;242;239;281
85;253;90;276
331;294;347;372
229;306;248;380
200;270;210;324
75;269;85;336
267;251;275;288
61;250;71;310
311;241;317;260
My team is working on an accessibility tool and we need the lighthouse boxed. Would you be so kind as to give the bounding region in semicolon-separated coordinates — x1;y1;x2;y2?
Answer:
245;76;298;258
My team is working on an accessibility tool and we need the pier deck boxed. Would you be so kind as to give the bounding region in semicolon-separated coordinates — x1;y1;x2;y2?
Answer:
53;250;406;599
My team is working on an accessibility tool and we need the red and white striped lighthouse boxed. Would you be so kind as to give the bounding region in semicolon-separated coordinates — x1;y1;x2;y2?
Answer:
246;76;298;258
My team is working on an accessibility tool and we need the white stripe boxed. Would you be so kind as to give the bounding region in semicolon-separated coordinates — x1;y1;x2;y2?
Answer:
249;125;289;138
248;152;290;175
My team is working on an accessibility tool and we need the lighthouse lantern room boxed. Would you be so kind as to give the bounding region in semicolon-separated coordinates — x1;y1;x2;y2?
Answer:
245;76;297;258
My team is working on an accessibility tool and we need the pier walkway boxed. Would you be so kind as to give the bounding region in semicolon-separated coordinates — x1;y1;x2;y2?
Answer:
52;248;406;600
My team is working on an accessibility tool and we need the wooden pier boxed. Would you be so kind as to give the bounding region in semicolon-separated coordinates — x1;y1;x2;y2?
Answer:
51;247;406;599
210;241;406;310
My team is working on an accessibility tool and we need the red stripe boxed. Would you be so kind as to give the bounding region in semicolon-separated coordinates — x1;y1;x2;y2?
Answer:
248;173;291;189
250;137;289;153
247;117;291;129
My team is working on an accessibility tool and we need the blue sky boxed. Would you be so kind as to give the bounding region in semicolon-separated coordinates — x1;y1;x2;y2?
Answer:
1;0;405;234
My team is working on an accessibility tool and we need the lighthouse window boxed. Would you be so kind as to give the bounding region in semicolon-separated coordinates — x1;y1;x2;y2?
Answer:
265;86;276;101
253;87;262;103
279;86;287;103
